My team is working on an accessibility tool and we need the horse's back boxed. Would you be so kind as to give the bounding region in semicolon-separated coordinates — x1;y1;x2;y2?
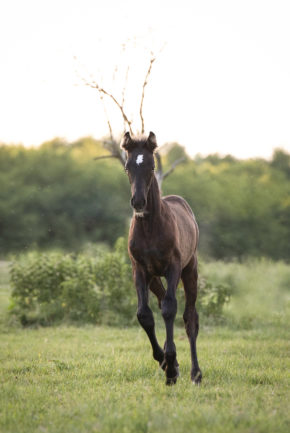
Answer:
162;195;199;264
163;195;195;217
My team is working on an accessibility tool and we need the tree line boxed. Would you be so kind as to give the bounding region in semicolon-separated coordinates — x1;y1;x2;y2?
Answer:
0;138;289;260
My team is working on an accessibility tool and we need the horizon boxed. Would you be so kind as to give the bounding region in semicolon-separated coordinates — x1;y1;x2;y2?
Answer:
1;134;288;161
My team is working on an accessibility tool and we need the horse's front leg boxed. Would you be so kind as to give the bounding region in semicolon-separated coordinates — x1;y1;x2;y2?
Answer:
162;261;181;385
134;266;164;368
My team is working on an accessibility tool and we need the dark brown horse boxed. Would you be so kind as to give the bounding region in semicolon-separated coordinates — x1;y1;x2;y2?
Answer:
121;131;202;385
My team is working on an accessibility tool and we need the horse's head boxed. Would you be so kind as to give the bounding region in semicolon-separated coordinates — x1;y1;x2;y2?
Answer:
121;131;157;216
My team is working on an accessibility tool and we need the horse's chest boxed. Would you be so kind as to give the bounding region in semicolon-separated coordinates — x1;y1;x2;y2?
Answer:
129;242;168;275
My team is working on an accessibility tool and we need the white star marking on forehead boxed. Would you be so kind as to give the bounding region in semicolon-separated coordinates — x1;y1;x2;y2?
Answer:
136;154;144;165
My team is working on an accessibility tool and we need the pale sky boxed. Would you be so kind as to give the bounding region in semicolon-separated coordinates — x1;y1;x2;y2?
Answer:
0;0;289;158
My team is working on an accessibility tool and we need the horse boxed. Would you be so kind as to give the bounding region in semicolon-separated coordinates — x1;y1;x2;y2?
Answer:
121;131;202;385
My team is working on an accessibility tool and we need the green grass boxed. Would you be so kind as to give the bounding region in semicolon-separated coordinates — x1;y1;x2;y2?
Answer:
0;259;290;433
1;325;289;433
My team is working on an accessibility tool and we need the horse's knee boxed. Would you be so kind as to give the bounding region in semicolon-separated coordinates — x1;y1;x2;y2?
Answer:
137;306;154;329
161;297;177;321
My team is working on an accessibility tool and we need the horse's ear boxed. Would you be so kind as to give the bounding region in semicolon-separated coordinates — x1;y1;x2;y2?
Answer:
120;132;134;151
146;131;157;152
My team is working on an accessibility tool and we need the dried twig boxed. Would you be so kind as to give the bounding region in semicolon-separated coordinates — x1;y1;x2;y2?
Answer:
77;49;185;186
94;146;125;166
139;55;156;134
121;66;130;132
162;157;186;180
99;93;114;142
81;76;133;135
121;67;130;110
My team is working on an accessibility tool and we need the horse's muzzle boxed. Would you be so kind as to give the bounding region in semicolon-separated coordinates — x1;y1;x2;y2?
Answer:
131;196;146;212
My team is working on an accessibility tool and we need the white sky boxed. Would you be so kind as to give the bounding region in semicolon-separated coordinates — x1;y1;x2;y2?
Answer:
0;0;289;158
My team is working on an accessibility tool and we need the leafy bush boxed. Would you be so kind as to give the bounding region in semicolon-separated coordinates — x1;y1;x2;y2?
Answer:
9;238;231;326
10;252;99;325
175;264;231;325
203;258;290;328
196;275;231;318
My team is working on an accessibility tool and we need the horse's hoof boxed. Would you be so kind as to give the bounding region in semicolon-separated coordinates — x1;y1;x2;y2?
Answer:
165;366;179;385
191;369;202;385
166;375;178;385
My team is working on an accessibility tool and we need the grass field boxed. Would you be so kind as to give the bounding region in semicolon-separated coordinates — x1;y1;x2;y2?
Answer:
0;260;290;433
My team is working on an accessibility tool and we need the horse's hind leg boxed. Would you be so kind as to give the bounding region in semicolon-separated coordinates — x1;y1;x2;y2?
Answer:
181;258;202;384
149;277;166;309
134;269;164;367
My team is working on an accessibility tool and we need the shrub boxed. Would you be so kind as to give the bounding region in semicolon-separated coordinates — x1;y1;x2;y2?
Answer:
9;238;231;326
196;275;231;318
10;252;99;325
